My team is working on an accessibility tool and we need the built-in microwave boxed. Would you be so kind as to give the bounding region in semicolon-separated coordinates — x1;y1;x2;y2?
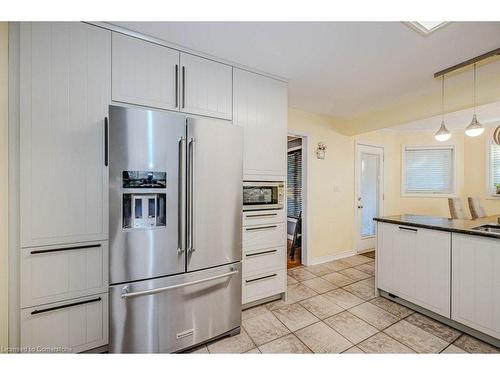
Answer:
243;181;284;211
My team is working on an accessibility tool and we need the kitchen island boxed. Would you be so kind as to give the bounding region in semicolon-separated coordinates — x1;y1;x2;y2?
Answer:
374;214;500;348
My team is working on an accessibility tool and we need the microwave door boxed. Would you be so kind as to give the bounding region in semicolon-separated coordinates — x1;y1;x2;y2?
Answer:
186;117;243;272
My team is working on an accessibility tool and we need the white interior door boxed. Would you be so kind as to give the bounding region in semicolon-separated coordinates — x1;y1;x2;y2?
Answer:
355;144;384;253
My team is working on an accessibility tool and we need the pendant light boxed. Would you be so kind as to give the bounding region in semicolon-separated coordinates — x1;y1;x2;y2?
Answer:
435;76;451;142
465;63;485;137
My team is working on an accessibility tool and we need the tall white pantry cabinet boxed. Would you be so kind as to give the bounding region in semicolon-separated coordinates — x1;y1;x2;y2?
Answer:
14;21;289;352
19;22;110;353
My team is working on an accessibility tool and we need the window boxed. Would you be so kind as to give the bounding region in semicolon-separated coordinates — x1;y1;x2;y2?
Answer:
402;145;455;195
489;141;500;196
287;149;302;218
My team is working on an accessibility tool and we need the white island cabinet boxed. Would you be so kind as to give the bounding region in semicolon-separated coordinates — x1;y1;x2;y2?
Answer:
452;233;500;340
377;222;451;317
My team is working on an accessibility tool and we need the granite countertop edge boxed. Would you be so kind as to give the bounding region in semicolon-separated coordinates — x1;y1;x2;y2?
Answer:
374;214;500;240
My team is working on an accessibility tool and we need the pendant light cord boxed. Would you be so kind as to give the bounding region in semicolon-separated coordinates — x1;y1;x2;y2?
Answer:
441;76;445;121
473;63;477;115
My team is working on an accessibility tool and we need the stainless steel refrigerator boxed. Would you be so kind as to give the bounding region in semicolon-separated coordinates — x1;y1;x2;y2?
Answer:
108;105;243;353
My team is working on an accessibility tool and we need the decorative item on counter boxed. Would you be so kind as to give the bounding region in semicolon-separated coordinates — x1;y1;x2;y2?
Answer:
495;183;500;195
316;142;327;159
493;125;500;146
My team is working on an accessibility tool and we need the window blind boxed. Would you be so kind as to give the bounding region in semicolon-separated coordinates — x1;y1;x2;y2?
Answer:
287;149;302;218
404;146;454;194
490;142;500;193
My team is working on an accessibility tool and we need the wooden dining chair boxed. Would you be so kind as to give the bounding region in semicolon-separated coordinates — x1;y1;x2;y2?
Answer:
448;198;467;219
468;197;487;219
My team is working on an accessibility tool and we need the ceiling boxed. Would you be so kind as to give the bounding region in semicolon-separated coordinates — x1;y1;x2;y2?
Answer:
111;22;500;133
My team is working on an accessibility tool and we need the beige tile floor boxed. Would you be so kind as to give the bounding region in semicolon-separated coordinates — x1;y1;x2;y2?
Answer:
186;253;500;354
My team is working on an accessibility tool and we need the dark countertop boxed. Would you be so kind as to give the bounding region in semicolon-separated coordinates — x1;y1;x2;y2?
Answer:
374;214;500;239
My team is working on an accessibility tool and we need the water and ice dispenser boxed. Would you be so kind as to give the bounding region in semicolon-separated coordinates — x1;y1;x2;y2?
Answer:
122;171;166;229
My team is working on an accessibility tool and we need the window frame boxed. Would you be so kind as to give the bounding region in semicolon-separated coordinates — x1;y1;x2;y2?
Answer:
485;138;500;199
401;144;457;198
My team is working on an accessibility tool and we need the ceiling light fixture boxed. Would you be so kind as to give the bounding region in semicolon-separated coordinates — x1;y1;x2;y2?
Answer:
435;76;451;142
406;21;449;36
465;63;485;137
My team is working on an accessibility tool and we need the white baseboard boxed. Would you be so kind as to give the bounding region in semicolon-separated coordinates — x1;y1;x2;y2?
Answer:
308;249;356;266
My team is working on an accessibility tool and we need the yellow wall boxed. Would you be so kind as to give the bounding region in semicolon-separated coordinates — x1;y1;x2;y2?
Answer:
288;108;356;261
0;22;9;348
290;106;500;263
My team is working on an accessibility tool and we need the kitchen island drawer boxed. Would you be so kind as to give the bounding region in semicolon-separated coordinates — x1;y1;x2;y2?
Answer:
242;268;285;305
20;293;108;353
243;222;286;252
20;241;108;308
243;210;285;227
242;246;285;276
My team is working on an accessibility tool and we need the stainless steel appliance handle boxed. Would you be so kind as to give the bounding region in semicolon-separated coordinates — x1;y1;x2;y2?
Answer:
178;137;186;254
188;136;196;253
104;117;108;167
121;269;239;299
245;225;277;232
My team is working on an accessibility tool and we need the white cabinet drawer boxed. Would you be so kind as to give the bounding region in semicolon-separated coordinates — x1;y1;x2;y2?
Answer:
21;241;108;308
242;246;285;276
20;293;108;353
242;269;285;305
243;223;286;251
243;210;285;227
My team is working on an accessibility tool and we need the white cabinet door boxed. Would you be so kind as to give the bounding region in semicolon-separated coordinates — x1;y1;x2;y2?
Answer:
112;33;180;110
376;223;451;317
233;69;287;180
452;234;500;339
180;53;232;120
20;241;108;308
20;22;110;247
20;293;108;353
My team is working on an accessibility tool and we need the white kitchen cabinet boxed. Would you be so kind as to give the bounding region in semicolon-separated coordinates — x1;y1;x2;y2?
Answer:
242;268;286;305
376;222;451;317
233;68;287;180
243;222;287;252
112;32;180;110
452;233;500;339
180;53;232;120
20;22;110;247
20;293;108;353
20;241;108;308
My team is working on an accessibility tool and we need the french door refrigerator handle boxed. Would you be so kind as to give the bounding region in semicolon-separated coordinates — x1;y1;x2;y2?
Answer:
175;64;179;108
177;136;186;254
120;269;239;298
188;136;196;253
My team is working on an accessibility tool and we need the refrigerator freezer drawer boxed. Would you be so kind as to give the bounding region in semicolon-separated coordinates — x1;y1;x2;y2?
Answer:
109;262;242;353
242;246;286;276
243;222;286;252
242;268;286;305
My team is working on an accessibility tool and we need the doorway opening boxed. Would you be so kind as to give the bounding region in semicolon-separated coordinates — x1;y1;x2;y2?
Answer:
287;133;308;269
355;143;384;255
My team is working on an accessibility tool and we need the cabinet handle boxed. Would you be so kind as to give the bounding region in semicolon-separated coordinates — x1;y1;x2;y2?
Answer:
104;117;109;167
246;213;278;218
31;297;102;315
30;243;101;255
398;226;417;232
182;66;185;108
245;249;278;257
245;273;277;284
245;225;277;232
175;64;179;108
